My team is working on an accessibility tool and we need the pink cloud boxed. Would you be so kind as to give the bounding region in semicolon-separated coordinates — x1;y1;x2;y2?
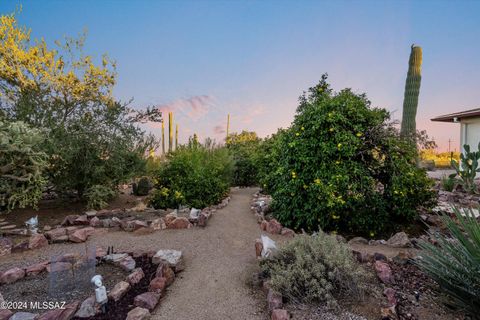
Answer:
239;105;266;124
156;95;213;121
214;125;225;135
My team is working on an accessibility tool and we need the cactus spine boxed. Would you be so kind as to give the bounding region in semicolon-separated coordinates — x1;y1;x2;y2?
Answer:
168;112;173;152
161;120;165;154
175;123;178;150
400;45;422;138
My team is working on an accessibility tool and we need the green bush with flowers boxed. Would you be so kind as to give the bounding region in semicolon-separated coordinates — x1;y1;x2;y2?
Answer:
258;75;436;237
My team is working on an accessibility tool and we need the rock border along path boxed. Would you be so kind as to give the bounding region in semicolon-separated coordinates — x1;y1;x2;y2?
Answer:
0;188;267;320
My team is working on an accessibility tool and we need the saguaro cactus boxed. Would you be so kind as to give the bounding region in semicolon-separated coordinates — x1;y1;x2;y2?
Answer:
161;121;165;154
400;45;423;138
175;124;178;150
168;112;173;152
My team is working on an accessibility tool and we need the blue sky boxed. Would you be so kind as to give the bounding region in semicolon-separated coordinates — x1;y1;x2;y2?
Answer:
1;0;480;151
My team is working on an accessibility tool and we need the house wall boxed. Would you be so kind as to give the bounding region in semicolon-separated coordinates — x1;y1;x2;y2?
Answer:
460;117;480;152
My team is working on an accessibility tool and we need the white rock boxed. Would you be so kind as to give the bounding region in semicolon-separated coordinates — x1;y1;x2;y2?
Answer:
261;235;277;258
152;249;184;272
189;208;201;220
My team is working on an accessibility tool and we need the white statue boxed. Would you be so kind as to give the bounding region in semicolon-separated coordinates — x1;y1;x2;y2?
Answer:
25;216;38;235
91;275;108;312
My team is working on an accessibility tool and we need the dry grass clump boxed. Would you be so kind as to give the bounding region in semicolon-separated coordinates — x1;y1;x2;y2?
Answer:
260;231;370;309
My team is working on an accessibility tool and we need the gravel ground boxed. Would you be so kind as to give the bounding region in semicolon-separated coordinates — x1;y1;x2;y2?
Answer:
0;187;268;320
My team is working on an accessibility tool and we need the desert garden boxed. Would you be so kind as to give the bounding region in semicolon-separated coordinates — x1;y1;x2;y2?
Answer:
0;9;479;320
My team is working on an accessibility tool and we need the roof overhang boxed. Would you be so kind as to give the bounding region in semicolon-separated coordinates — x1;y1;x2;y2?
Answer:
431;107;480;122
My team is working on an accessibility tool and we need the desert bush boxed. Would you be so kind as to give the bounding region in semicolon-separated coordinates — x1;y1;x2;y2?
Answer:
257;75;436;236
84;184;117;210
0;119;48;211
449;143;480;194
226;131;262;186
150;139;234;208
260;232;370;309
148;187;185;209
440;175;456;192
417;207;480;318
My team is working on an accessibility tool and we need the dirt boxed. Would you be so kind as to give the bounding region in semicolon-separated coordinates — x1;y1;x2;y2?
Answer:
1;263;128;313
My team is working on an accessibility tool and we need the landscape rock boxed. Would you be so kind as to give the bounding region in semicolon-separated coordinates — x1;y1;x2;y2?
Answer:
74;215;90;225
61;215;79;226
37;300;79;320
9;312;38;320
127;268;145;285
373;252;387;262
374;260;393;284
255;239;263;257
260;220;268;231
126;307;150;320
69;227;94;243
104;253;129;263
266;219;282;234
134;292;160;310
0;267;25;284
119;255;136;271
45;228;67;242
267;289;283;311
383;287;397;307
11;240;29;253
189;208;201;220
26;261;49;276
167;217;192;229
85;210;97;218
151;218;166;230
271;309;289;320
387;232;411;248
96;247;107;258
75;296;97;318
89;217;102;227
148;277;167;293
348;237;369;245
163;266;175;286
164;212;177;226
133;227;154;235
152;249;184;272
198;212;208;227
0;237;12;256
0;309;13;320
352;250;371;263
28;234;48;250
108;281;130;301
280;228;295;238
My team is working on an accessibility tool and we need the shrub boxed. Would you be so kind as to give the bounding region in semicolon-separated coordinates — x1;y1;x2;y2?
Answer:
449;143;480;194
84;184;117;210
151;139;234;208
148;187;185;209
257;75;436;236
0;119;47;211
260;232;370;309
440;175;456;192
226;131;262;186
416;207;480;317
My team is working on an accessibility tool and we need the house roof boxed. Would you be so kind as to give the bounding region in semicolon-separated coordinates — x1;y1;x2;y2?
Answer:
431;107;480;122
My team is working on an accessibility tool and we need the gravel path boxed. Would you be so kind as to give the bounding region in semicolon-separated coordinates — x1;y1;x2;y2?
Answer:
0;187;267;320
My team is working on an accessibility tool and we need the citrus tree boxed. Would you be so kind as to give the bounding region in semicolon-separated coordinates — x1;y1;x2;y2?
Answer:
259;75;436;236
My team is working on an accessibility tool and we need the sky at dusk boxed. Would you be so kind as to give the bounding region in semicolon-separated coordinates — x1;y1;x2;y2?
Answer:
2;0;480;151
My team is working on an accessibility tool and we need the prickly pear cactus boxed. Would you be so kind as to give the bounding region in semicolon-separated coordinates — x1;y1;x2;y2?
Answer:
400;45;422;138
449;142;480;193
